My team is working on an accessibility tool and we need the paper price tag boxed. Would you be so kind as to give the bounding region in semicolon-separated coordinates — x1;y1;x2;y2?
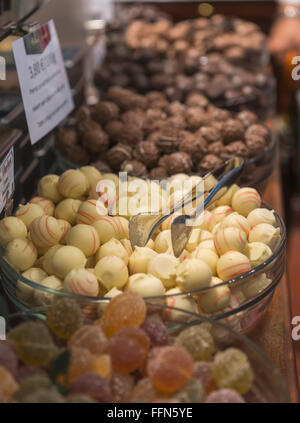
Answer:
12;20;74;145
0;147;14;215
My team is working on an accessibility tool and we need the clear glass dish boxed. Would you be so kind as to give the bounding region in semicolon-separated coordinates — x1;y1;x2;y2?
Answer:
5;301;289;403
0;202;286;336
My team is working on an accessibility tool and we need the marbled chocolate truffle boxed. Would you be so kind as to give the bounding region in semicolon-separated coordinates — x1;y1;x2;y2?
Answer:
222;119;245;144
106;144;133;171
121;160;148;177
245;136;266;156
198;126;222;144
91;160;111;173
75;106;91;123
134;141;159;167
104;120;125;143
186;93;209;108
149;167;168;179
121;109;147;128
207;141;225;156
82;125;109;154
245;124;270;142
91;101;120;125
198;154;223;173
179;135;207;161
64;145;90;166
237;110;258;128
166;152;193;175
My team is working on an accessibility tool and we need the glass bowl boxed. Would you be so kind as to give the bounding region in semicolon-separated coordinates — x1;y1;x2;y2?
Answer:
5;301;289;403
0;202;286;336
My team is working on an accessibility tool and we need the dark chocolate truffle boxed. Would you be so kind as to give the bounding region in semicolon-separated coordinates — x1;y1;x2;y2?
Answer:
82;126;109;154
106;144;133;171
208;141;226;156
121;160;148;177
222;119;245;144
224;141;250;158
91;101;120;125
64;145;90;166
245;124;270;142
245;136;266;156
166;152;193;175
197;154;223;173
198;126;223;144
55;128;79;154
134;141;159;168
237;110;258;128
185;107;210;131
149;167;168;179
179;134;207;161
91;160;112;174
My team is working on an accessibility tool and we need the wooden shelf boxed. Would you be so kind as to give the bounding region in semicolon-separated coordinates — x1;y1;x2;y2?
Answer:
250;164;299;403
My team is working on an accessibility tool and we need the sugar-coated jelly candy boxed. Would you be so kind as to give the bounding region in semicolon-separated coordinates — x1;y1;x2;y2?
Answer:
130;377;158;403
174;325;214;361
212;347;254;394
67;347;93;384
109;327;150;374
66;394;97;403
111;372;135;403
100;292;146;338
141;318;170;346
0;341;18;376
147;346;194;393
205;388;246;403
16;366;47;382
91;354;112;380
68;325;108;355
193;361;215;392
13;374;51;401
0;366;19;399
173;378;205;403
8;322;58;366
70;373;112;402
22;386;65;403
46;297;82;340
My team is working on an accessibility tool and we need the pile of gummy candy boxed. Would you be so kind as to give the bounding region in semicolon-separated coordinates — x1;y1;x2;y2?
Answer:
0;292;255;403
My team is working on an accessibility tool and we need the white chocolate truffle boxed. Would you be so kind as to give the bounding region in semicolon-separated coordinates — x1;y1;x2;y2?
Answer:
198;276;231;313
176;258;212;292
199;230;213;242
0;217;27;247
57;219;71;244
165;287;198;322
242;273;272;299
18;267;48;302
230;287;246;304
160;214;180;231
115;216;129;239
221;212;250;236
92;216;127;244
190;248;218;275
66;224;100;257
154;230;173;254
212;206;233;223
76;199;107;225
146;239;155;250
55;199;82;225
216;184;240;206
120;238;133;257
100;173;120;187
33;276;63;306
247;208;276;228
248;242;272;268
52;246;87;279
5;238;37;271
58;169;89;199
64;268;99;296
97;287;122;315
197;240;218;254
29;216;61;248
29;197;55;216
178;249;190;262
231;187;261;217
214;227;248;256
95;256;128;290
147;254;179;288
15;203;45;229
196;210;217;232
185;229;201;253
96;238;129;265
217;251;251;281
42;245;63;275
211;222;221;235
38;174;63;203
126;273;165;297
129;247;157;274
80;166;102;188
248;223;280;250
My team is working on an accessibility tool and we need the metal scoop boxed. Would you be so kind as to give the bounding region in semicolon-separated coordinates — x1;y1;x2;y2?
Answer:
129;157;244;251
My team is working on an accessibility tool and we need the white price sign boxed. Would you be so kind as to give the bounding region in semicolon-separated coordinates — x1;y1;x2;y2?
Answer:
0;147;14;214
12;20;74;145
